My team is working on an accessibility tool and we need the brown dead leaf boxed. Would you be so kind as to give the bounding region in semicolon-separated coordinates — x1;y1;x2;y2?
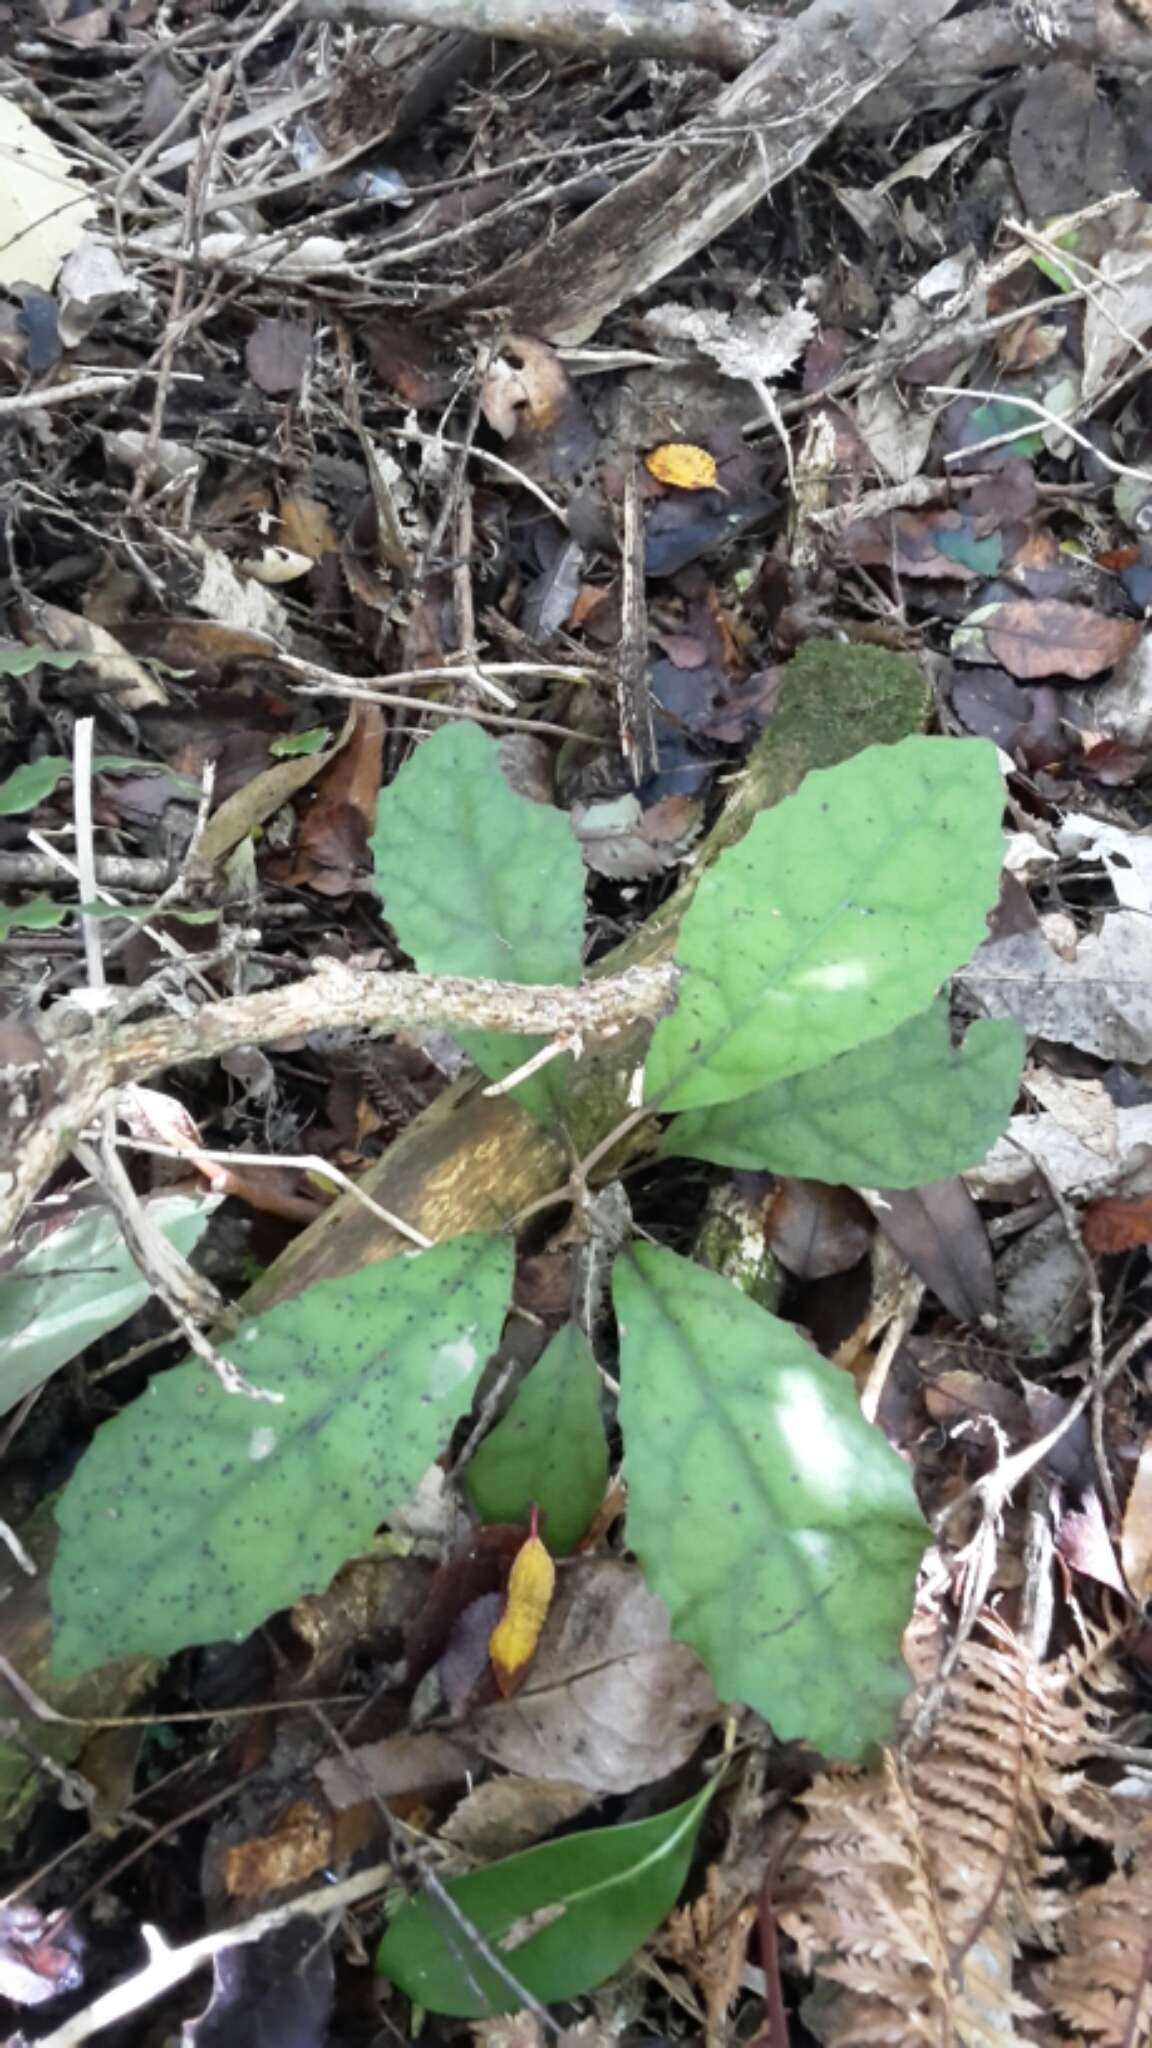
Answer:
1055;1487;1126;1595
861;1179;997;1324
764;1179;873;1279
1082;1193;1152;1253
221;1797;372;1898
192;707;355;872
468;1558;719;1795
981;600;1141;682
317;1731;477;1811
482;335;571;440
278;493;339;562
1121;1434;1152;1601
246;317;312;396
271;702;382;895
442;1775;593;1861
23;603;167;709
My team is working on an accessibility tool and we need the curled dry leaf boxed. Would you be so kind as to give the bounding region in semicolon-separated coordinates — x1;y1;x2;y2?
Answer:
468;1559;720;1795
488;1520;556;1697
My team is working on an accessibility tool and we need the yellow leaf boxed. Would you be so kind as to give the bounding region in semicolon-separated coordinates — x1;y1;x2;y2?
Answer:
488;1512;556;1696
645;443;718;491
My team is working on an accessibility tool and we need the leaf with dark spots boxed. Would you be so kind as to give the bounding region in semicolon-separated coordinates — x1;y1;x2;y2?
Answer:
50;1235;512;1673
861;1178;996;1324
613;1244;926;1758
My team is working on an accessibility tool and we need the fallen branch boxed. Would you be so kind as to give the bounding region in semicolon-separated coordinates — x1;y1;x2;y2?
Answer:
2;963;677;1248
448;0;966;343
301;0;773;71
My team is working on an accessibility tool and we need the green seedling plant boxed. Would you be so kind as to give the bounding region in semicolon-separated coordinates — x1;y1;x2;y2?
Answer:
48;712;1024;2015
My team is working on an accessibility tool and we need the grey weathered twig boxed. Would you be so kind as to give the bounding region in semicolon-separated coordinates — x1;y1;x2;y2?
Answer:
1;963;678;1249
300;0;773;70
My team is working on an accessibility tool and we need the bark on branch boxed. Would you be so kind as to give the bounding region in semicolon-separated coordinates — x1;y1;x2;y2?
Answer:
444;0;966;343
2;964;676;1249
302;0;774;72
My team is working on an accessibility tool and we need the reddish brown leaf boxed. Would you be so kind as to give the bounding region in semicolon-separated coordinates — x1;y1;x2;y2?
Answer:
981;600;1140;682
1082;1193;1152;1253
764;1178;873;1279
246;317;312;397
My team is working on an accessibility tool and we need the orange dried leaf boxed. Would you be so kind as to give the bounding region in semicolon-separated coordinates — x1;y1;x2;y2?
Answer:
645;443;718;491
1082;1194;1152;1254
488;1514;556;1696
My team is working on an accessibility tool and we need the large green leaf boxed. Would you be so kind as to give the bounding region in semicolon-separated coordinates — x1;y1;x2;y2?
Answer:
614;1244;926;1758
0;894;69;940
0;1193;218;1417
377;1777;714;2017
645;736;1005;1113
369;722;585;1111
465;1321;608;1554
663;1004;1024;1188
51;1234;512;1675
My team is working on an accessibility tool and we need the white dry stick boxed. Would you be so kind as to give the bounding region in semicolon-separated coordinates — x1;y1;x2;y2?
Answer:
71;718;104;994
31;1863;393;2048
930;382;1152;487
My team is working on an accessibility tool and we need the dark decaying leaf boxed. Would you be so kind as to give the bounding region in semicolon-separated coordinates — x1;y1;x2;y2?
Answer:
442;1775;594;1862
318;1731;477;1810
762;1179;873;1279
860;1179;997;1324
1082;1193;1152;1253
1054;1488;1126;1595
1010;61;1128;217
246;317;313;396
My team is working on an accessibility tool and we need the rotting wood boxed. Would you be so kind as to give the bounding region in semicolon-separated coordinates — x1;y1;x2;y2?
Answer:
444;0;966;344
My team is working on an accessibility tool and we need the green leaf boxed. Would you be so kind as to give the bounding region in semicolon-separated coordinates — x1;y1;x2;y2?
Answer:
0;644;86;677
369;722;585;1112
614;1244;926;1757
0;753;179;816
0;894;68;940
79;901;219;926
465;1322;608;1554
51;1234;512;1674
936;527;1003;577
962;398;1044;461
271;726;331;757
377;1777;714;2017
645;735;1005;1113
0;757;76;815
663;1004;1024;1189
0;1194;218;1417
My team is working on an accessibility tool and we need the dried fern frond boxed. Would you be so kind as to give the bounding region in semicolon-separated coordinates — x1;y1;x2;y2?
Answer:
779;1620;1128;2048
1033;1825;1152;2047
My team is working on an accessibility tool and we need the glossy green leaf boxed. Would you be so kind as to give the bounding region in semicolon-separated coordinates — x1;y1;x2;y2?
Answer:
466;1321;608;1554
936;527;1003;577
370;721;585;1113
0;894;68;940
645;735;1005;1113
0;1194;218;1417
377;1777;714;2017
51;1234;512;1675
663;1004;1024;1189
614;1244;926;1757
